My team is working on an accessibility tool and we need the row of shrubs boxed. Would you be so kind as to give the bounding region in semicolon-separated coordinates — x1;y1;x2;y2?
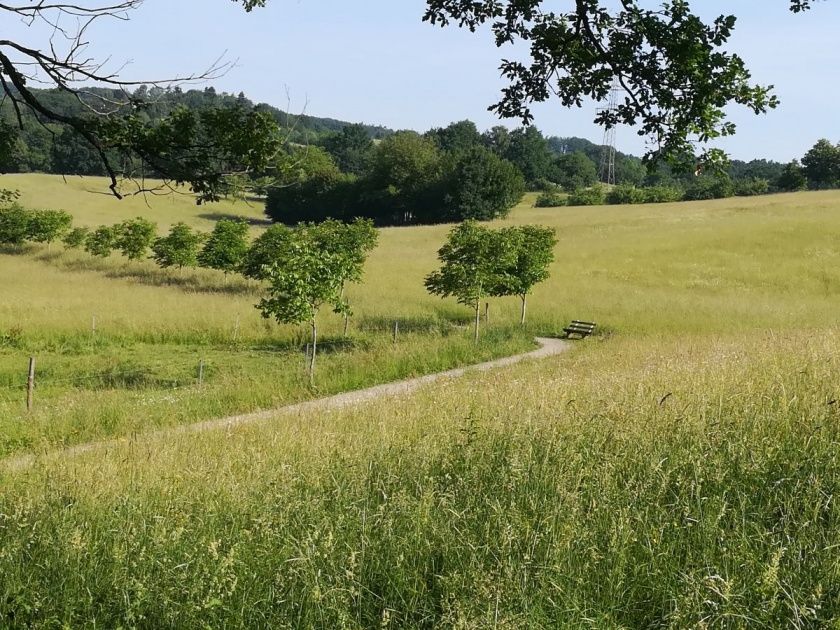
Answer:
0;203;254;276
537;177;771;208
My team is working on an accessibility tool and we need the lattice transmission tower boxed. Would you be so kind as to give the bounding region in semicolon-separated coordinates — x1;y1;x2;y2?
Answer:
597;78;621;186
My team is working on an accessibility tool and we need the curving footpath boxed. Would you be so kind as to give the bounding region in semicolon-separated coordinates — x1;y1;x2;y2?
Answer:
3;337;571;471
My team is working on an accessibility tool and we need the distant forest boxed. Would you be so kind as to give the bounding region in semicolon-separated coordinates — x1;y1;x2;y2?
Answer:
4;85;836;225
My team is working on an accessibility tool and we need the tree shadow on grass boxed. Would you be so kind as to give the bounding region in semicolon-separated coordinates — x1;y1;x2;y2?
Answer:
358;311;471;335
198;212;273;227
30;249;262;297
253;335;371;356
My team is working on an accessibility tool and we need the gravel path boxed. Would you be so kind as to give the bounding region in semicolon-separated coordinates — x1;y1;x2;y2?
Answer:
3;337;570;471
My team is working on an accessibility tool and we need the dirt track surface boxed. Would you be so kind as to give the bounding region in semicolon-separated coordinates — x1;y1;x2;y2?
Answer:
3;337;571;471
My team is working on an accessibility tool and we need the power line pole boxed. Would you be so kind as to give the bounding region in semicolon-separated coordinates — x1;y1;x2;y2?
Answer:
597;78;621;186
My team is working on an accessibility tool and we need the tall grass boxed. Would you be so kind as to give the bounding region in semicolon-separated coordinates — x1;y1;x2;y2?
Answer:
2;183;840;455
1;332;837;627
1;179;840;626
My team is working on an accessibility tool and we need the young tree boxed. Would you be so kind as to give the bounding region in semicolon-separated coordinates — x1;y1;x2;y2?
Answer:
115;217;157;260
257;221;376;384
198;219;251;276
0;204;33;246
425;221;514;343
63;226;90;249
26;209;73;251
85;225;118;258
492;226;558;325
151;223;204;269
241;224;293;281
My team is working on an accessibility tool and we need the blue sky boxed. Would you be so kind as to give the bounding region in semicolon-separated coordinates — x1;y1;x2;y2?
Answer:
9;1;840;161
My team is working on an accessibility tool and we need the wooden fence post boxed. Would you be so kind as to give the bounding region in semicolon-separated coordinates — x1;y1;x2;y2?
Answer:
26;357;35;412
92;314;97;337
198;359;205;387
393;321;399;344
484;302;490;325
305;343;311;373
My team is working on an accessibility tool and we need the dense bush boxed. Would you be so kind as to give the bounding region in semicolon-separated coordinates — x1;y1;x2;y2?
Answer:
734;177;770;197
606;184;646;205
534;191;566;208
643;185;684;203
566;185;606;206
683;175;735;201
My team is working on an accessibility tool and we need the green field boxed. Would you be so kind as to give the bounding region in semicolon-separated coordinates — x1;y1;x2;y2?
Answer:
1;175;839;627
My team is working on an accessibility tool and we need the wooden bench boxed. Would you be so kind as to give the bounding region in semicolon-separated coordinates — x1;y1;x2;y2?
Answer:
562;320;597;339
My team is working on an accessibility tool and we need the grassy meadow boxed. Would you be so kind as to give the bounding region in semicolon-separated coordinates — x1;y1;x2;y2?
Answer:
1;174;840;626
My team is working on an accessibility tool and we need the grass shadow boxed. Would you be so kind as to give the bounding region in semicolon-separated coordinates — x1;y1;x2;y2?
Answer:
31;250;262;297
198;212;272;227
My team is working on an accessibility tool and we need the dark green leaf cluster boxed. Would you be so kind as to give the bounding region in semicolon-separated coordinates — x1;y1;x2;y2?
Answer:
421;1;814;166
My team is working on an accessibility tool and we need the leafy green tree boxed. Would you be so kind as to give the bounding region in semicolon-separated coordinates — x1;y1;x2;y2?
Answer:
503;127;554;186
437;146;525;222
801;139;840;190
0;204;32;245
50;127;106;176
322;124;375;176
151;223;204;269
63;226;90;249
265;148;356;224
482;126;513;156
242;224;293;280
425;221;514;343
26;209;73;251
370;131;443;223
198;219;251;276
115;217;157;260
257;222;375;383
426;120;483;154
492;226;557;324
777;161;808;192
552;152;598;191
423;1;815;167
85;225;118;258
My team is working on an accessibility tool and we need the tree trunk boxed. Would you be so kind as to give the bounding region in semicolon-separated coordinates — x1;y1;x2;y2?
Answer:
309;316;318;385
520;295;527;325
473;299;480;344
